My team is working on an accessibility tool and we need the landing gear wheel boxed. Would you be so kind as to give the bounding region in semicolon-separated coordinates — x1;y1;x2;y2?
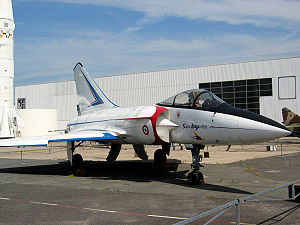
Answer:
187;171;204;185
154;149;167;167
71;154;85;176
72;153;83;167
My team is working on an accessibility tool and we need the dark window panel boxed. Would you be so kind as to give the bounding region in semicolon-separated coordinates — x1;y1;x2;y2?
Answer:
259;83;272;90
235;86;246;92
248;103;260;109
211;87;222;94
234;80;246;86
247;79;259;85
211;82;222;88
247;97;259;103
247;84;259;91
198;78;265;112
222;81;234;87
199;83;211;89
259;78;272;85
247;90;259;97
235;98;247;103
235;92;246;97
214;93;223;99
17;98;26;109
260;90;272;96
223;92;234;98
223;86;234;93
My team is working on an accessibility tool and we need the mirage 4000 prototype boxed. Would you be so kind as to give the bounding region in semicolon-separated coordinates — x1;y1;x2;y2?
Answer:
0;63;291;184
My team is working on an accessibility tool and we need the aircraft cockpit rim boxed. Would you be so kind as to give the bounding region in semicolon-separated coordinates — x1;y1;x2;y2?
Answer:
157;89;225;110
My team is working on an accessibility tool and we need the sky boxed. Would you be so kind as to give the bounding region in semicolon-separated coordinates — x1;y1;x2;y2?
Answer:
12;0;300;86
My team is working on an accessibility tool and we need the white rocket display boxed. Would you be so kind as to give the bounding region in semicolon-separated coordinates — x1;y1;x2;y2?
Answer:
0;0;22;137
0;0;14;105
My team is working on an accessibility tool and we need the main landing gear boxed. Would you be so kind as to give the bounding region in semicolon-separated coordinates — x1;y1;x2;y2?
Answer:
186;144;205;185
67;141;85;176
154;144;170;167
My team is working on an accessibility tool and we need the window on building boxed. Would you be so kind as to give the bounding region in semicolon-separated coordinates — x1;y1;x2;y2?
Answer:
17;98;26;109
199;78;273;114
278;76;296;100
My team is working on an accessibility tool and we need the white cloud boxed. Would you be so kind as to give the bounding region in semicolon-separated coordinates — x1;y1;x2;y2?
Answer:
14;28;300;85
14;0;300;85
21;0;300;28
125;17;157;33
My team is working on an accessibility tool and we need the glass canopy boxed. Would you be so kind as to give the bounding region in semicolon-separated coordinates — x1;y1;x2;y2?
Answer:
157;89;225;110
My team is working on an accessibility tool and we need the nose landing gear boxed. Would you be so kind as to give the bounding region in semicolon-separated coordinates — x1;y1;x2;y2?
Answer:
186;144;205;184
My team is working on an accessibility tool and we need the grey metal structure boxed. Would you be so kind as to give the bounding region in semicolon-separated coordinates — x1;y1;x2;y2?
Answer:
15;57;300;129
174;179;300;225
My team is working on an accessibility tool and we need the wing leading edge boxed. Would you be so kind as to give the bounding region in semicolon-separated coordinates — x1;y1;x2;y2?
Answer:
0;131;118;147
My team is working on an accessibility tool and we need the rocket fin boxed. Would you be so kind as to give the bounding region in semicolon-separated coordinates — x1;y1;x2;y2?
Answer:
0;105;13;138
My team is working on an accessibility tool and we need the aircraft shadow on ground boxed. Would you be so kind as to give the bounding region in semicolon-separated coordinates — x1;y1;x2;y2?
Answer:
0;160;252;195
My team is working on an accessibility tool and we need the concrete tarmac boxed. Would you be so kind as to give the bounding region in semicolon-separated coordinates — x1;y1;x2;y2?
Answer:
0;150;299;224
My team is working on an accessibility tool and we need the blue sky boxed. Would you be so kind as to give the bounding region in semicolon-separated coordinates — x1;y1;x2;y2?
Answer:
12;0;300;85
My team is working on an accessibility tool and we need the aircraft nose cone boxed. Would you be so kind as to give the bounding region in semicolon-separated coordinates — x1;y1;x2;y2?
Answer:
214;104;291;143
277;128;292;137
256;123;291;140
233;107;291;143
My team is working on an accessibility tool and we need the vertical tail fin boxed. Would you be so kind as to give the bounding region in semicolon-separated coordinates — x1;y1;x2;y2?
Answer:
73;63;118;114
282;107;300;126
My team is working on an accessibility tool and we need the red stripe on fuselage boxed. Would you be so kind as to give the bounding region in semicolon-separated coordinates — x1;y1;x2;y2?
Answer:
150;106;168;145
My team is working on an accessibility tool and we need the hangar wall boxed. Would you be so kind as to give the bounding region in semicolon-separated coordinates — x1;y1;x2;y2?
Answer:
15;57;300;129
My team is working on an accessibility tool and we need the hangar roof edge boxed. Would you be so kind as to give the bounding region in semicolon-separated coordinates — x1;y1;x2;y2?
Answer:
15;56;300;88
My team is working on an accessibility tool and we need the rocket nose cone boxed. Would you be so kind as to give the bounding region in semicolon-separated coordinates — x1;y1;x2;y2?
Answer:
0;0;14;21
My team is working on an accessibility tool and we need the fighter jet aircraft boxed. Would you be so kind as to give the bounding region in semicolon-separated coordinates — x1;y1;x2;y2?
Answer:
0;63;291;184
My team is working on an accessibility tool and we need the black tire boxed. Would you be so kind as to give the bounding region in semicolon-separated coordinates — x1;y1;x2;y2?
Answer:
187;171;204;185
72;153;83;168
154;149;167;165
187;172;197;184
198;171;204;182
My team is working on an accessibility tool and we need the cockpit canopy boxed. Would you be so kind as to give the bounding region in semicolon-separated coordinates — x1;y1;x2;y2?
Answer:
157;89;226;110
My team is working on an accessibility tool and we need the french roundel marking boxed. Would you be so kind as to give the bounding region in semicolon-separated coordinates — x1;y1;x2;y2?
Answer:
142;125;149;135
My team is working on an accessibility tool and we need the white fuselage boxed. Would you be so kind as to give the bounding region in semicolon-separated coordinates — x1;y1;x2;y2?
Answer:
68;105;290;145
68;106;159;145
167;107;289;144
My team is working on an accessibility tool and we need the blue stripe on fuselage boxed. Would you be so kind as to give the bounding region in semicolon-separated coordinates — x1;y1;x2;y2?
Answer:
68;119;110;127
49;133;118;142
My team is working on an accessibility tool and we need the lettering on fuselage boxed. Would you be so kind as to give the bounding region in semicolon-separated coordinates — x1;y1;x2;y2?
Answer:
182;123;208;130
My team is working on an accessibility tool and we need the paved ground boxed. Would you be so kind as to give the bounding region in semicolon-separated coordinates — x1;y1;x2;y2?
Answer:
0;142;299;224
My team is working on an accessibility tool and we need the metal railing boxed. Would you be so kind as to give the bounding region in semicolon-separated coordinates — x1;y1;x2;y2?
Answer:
174;179;300;225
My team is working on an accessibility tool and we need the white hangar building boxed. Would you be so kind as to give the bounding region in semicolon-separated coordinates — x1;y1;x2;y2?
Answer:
15;56;299;130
